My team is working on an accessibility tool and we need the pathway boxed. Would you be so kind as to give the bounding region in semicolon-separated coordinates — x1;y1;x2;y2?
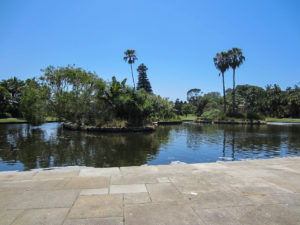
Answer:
1;157;300;225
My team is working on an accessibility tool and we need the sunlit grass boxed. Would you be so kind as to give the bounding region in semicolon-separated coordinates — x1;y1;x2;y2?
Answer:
179;114;197;120
266;118;300;123
0;117;59;123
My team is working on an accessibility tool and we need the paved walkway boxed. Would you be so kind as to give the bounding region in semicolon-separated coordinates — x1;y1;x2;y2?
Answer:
1;157;300;225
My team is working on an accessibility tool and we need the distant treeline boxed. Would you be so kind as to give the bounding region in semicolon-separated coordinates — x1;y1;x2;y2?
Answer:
1;67;299;125
175;84;300;120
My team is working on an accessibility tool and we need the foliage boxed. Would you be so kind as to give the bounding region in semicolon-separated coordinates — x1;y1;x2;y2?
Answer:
200;109;221;121
214;51;230;112
246;112;265;121
226;112;246;119
20;79;50;125
0;86;11;117
41;65;105;125
123;49;138;89
174;98;184;115
136;63;153;94
0;77;25;117
187;88;202;104
228;47;245;112
182;103;197;117
148;94;176;121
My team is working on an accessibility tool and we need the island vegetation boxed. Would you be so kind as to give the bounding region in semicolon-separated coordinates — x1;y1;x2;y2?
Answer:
0;48;299;127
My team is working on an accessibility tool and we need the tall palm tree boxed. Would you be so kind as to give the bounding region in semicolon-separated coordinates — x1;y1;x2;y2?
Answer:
214;51;230;112
228;48;245;111
123;49;138;90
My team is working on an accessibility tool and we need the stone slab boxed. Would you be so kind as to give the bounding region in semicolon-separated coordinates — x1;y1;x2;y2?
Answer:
63;217;123;225
111;174;157;185
124;193;151;204
33;169;79;180
120;165;158;175
125;203;205;225
156;177;170;183
80;188;108;195
68;195;123;219
6;189;79;209
63;176;110;189
11;208;69;225
0;171;37;182
146;183;183;202
110;184;147;194
0;210;24;225
79;167;120;177
193;207;240;225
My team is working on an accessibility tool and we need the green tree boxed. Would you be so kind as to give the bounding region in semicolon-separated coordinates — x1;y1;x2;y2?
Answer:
0;77;25;117
286;85;300;117
137;63;153;94
20;79;50;125
228;48;245;112
123;49;138;90
41;65;105;124
182;103;196;117
174;98;184;115
235;85;265;113
214;51;230;112
187;88;202;105
0;86;11;116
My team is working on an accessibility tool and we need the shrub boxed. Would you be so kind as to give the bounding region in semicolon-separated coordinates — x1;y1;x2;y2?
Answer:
226;112;246;119
246;112;265;120
200;109;221;120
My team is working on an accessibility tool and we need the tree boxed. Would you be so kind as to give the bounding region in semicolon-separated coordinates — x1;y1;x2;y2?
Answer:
137;63;153;94
182;103;197;117
0;77;25;117
123;49;138;90
174;98;184;115
187;88;202;105
20;79;50;125
214;51;230;112
0;86;11;116
41;65;104;124
228;48;245;111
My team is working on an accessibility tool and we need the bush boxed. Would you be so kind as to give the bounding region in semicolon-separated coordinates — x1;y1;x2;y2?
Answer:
200;109;221;120
226;112;246;119
246;112;265;120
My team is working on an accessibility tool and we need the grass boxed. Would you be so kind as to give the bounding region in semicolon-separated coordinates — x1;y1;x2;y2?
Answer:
0;118;27;123
0;117;59;123
179;114;197;121
266;117;300;123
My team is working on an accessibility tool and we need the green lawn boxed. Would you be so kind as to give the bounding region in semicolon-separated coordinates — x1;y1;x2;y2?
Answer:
266;118;300;123
179;114;197;121
0;117;59;123
0;118;27;123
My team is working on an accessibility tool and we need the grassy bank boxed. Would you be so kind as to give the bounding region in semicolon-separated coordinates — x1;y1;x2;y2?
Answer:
179;114;197;121
266;118;300;123
0;117;59;124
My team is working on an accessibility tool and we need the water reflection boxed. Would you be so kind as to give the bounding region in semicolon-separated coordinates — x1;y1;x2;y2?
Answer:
0;122;300;171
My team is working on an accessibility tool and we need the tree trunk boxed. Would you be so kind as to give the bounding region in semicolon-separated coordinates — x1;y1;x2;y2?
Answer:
130;64;135;90
222;72;226;113
232;68;236;112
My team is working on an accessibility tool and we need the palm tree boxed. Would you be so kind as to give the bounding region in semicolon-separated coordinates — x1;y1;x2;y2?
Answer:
123;49;138;90
228;48;245;111
214;51;230;112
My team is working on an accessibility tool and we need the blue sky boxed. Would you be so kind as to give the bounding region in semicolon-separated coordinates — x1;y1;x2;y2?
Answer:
0;0;300;101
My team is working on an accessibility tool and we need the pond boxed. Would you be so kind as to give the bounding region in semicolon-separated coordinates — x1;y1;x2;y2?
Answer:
0;122;300;171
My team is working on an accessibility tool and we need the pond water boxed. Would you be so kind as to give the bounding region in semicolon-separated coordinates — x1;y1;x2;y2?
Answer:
0;122;300;171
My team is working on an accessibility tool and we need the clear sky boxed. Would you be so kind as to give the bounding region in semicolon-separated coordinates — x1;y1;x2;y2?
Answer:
0;0;300;101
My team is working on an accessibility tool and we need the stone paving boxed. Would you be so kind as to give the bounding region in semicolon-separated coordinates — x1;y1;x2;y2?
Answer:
1;157;300;225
